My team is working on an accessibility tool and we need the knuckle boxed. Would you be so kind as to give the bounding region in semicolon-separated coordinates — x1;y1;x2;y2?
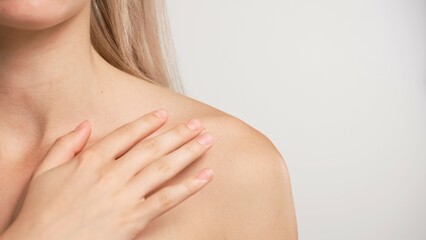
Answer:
144;113;162;126
152;158;171;173
156;191;173;208
174;124;190;137
183;180;195;194
54;135;70;148
114;125;140;140
182;143;201;157
126;216;147;236
114;125;131;136
142;139;160;154
98;170;118;188
80;147;107;162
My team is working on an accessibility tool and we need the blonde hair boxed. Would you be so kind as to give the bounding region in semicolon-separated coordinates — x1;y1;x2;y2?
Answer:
90;0;183;93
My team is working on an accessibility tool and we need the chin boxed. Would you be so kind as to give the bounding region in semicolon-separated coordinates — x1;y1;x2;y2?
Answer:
0;0;87;30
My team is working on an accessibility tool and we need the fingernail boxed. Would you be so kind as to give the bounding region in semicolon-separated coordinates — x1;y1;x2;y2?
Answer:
74;121;87;132
197;133;212;145
154;109;168;120
186;119;201;130
195;168;214;181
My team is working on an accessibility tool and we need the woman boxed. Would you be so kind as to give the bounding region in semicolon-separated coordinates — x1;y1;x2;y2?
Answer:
0;0;297;239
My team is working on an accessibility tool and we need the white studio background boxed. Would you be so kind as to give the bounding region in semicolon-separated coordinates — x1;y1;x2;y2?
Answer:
166;0;426;239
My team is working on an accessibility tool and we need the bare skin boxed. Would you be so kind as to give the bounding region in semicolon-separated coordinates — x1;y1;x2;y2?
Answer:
2;109;217;240
0;0;297;239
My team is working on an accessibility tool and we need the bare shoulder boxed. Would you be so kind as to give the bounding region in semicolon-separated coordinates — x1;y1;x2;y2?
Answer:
115;78;297;238
150;85;298;239
198;109;298;239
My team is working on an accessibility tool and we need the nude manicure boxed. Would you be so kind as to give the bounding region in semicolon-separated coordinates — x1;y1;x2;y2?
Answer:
154;109;168;120
197;133;212;145
195;168;214;181
186;119;202;130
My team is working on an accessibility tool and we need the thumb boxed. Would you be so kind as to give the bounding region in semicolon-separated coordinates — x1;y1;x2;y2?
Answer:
33;120;92;178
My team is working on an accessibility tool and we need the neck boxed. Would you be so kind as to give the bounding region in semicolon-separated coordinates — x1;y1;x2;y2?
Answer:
0;4;115;145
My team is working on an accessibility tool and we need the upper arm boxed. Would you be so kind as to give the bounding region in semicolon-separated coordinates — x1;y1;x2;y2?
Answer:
205;116;298;239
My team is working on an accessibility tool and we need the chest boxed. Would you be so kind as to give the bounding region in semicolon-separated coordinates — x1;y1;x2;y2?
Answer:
0;142;52;233
0;157;221;239
0;178;219;239
0;161;37;233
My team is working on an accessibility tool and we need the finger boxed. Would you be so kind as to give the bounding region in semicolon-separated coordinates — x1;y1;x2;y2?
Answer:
34;120;91;178
82;109;168;163
113;119;204;177
134;168;214;226
126;133;213;199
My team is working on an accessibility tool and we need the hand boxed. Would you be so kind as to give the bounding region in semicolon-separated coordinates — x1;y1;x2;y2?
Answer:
3;109;214;240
